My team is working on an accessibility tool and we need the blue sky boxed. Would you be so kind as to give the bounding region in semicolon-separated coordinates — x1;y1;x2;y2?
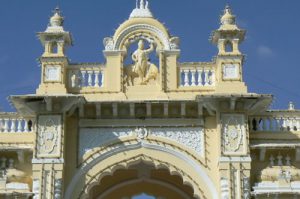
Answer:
0;0;299;111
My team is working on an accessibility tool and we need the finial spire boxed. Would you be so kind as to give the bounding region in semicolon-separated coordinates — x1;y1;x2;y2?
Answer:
130;0;153;18
288;102;295;111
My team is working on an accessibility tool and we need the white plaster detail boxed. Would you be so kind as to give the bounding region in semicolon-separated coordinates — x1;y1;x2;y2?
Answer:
6;182;29;190
37;115;62;158
135;128;148;140
253;181;300;195
219;156;251;163
103;37;114;51
220;177;229;199
54;179;62;199
79;127;204;158
113;24;171;51
150;127;205;156
223;64;239;80
33;179;40;199
222;114;246;155
45;65;61;82
130;0;153;18
32;158;64;164
243;177;251;199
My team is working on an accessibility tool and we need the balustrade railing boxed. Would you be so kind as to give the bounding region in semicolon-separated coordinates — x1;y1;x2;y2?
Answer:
68;66;105;89
179;64;215;87
249;113;300;132
0;113;35;133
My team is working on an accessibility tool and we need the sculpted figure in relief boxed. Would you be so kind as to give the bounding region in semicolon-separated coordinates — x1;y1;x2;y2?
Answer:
124;40;159;85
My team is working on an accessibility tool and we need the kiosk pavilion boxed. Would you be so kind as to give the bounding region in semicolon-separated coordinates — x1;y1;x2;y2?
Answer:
0;1;299;198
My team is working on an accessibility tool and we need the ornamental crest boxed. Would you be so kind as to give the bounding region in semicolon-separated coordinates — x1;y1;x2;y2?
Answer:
37;115;61;158
222;114;246;155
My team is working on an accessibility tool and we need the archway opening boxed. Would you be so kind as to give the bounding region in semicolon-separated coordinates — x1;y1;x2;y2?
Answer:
88;162;195;199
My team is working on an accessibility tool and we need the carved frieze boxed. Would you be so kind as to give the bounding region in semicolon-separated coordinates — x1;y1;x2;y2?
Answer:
79;127;204;158
222;114;246;155
37;115;62;158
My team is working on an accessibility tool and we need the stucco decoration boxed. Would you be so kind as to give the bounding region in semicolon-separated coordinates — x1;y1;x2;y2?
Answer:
113;24;171;51
33;179;40;199
103;37;114;51
150;128;204;156
79;127;204;158
243;177;250;199
37;115;62;158
222;114;246;155
220;177;229;199
54;179;62;199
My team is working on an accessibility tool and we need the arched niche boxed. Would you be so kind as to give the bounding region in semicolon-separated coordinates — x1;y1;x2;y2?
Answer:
103;19;180;92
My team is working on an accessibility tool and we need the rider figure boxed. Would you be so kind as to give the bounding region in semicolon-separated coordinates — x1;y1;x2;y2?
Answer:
132;40;154;83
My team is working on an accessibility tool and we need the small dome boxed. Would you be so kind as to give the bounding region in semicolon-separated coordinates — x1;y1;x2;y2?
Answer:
50;7;64;27
221;5;236;25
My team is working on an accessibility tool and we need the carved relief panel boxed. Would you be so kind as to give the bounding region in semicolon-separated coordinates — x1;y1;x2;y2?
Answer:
79;127;204;159
221;114;247;155
37;115;62;158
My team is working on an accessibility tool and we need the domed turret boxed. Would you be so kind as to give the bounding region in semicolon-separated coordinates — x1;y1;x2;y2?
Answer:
50;7;64;27
221;5;236;26
46;7;65;33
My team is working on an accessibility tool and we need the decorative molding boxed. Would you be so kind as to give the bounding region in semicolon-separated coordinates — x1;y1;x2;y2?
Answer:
243;177;251;199
150;128;204;156
54;179;62;199
37;115;62;158
220;177;229;199
113;24;171;51
44;65;61;82
32;158;64;164
79;127;204;158
33;179;40;199
223;63;239;80
222;114;246;155
219;156;251;163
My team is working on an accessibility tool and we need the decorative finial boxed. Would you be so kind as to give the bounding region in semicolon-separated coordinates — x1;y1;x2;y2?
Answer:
49;7;64;27
221;4;236;25
140;0;145;9
130;0;153;18
288;102;295;110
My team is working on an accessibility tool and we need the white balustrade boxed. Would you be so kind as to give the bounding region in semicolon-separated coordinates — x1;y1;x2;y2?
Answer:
69;68;105;89
0;114;35;133
250;115;300;132
179;66;215;87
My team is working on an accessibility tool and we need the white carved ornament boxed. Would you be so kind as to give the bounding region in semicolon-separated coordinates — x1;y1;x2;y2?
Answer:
79;127;204;158
45;65;61;82
37;115;61;158
222;114;246;155
113;24;171;51
223;64;239;80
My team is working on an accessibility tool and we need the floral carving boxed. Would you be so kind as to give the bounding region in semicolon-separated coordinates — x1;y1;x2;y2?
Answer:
79;127;204;158
222;114;246;154
37;115;61;158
